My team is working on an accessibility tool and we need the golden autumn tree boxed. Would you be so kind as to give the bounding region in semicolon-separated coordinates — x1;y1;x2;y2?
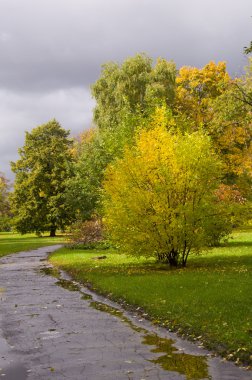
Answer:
175;61;252;203
102;125;232;267
210;84;252;186
175;61;230;129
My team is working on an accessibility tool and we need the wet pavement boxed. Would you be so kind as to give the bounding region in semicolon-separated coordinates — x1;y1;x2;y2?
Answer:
0;246;251;380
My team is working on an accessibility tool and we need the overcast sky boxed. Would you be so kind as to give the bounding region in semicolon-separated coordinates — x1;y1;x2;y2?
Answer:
0;0;251;180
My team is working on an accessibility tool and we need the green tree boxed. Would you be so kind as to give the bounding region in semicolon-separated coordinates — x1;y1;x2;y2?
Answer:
102;125;232;267
91;53;176;131
11;120;74;236
0;172;11;231
66;128;112;220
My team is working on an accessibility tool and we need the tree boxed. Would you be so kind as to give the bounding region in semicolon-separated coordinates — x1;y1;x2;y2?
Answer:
102;125;232;267
91;53;176;131
174;61;252;205
0;172;11;231
0;172;9;212
66;128;112;221
10;120;74;236
231;57;252;108
209;83;252;187
175;61;230;129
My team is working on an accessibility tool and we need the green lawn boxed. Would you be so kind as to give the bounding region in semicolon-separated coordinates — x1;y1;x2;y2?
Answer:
49;229;252;367
0;232;66;257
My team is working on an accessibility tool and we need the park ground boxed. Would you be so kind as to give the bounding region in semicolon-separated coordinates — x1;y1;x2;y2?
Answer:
1;229;252;369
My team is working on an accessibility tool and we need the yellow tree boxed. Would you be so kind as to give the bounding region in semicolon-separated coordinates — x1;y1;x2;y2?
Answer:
175;61;230;129
102;125;232;267
175;61;252;201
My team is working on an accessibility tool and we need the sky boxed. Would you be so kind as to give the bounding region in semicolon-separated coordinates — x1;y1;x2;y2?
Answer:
0;0;251;181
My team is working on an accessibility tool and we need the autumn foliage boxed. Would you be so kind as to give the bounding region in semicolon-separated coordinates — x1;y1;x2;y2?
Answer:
102;126;232;267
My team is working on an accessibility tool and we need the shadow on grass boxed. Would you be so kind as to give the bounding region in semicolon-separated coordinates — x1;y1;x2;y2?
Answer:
223;240;252;247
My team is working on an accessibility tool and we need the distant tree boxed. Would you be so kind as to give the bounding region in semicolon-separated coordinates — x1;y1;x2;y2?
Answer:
174;61;252;204
175;61;230;129
10;120;74;236
66;128;111;221
210;82;252;188
0;172;11;231
102;125;232;267
91;53;176;131
0;173;9;212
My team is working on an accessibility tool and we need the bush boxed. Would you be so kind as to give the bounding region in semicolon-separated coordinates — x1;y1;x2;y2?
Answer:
68;218;104;248
102;126;233;267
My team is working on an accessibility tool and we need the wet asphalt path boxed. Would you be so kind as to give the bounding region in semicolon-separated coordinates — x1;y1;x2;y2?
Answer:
0;246;251;380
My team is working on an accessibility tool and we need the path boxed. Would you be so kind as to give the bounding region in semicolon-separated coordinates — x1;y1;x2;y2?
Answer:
0;246;251;380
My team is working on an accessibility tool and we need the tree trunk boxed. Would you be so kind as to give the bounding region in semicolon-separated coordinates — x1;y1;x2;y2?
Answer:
168;248;179;267
50;227;56;237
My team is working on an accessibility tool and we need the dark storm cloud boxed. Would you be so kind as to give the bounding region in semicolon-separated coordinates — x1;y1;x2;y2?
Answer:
0;0;251;178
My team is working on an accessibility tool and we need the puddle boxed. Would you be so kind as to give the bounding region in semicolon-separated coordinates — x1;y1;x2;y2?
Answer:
143;334;210;380
55;278;81;292
90;301;145;334
42;267;210;379
81;293;92;300
41;266;93;300
90;301;210;379
40;267;60;278
41;267;81;291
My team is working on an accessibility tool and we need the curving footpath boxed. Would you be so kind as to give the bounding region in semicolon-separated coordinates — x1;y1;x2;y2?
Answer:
0;246;251;380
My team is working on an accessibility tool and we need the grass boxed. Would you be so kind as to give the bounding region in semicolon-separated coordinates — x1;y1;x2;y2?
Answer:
0;232;66;257
49;229;252;368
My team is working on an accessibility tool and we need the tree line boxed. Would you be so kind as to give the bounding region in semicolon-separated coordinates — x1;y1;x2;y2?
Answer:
1;53;252;266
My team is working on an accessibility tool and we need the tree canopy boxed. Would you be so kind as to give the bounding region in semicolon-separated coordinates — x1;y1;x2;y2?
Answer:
91;53;176;131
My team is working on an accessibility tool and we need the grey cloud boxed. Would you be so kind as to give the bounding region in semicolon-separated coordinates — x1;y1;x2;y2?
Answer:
0;0;251;93
0;0;251;179
0;88;94;179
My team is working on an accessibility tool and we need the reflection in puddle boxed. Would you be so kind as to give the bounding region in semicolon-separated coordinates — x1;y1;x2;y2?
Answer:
0;287;5;293
55;278;80;292
42;266;210;379
143;334;210;380
41;266;95;300
40;267;60;278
